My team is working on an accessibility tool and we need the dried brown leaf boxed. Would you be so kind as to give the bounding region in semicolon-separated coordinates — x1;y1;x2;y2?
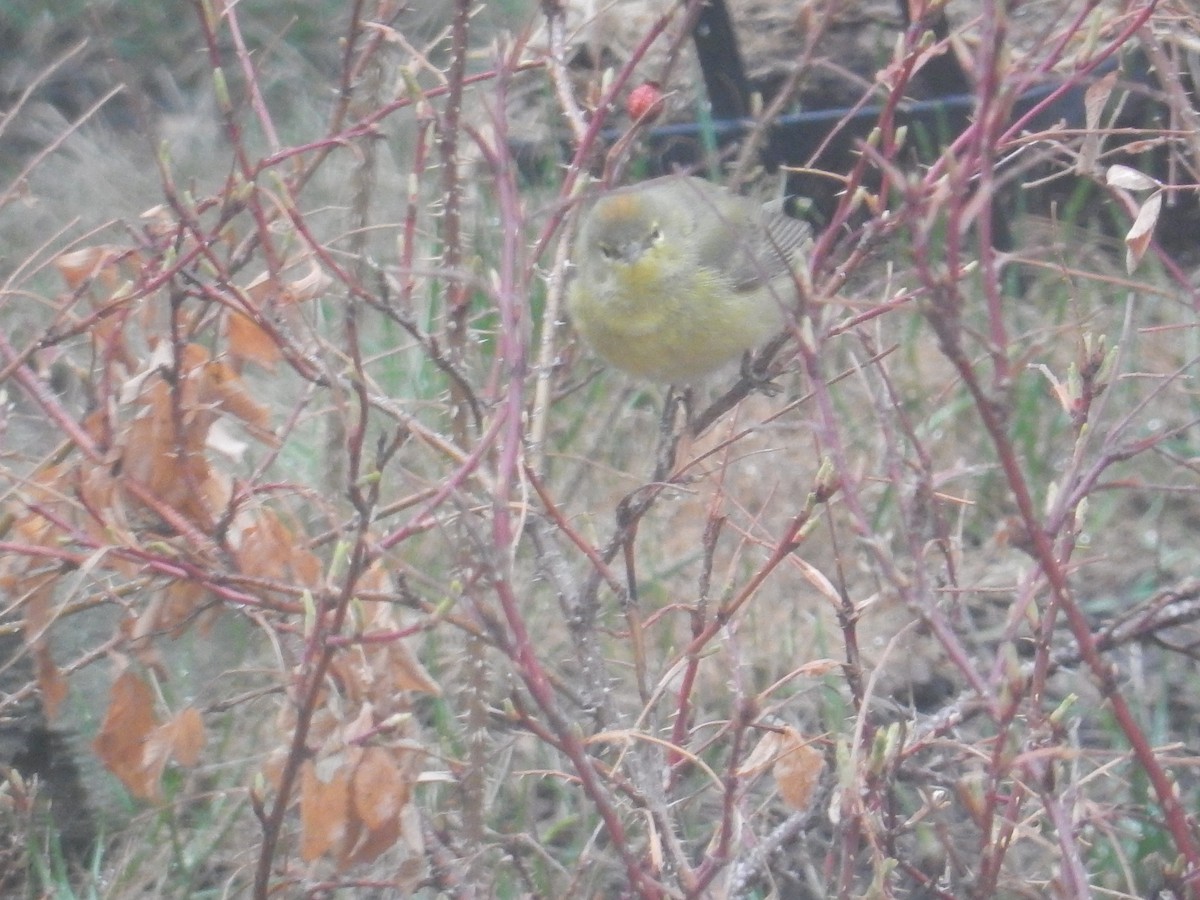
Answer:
167;707;206;766
793;557;842;609
353;746;408;831
92;670;161;800
201;359;276;441
140;728;174;799
1120;138;1167;155
227;261;326;370
1078;69;1118;173
385;639;442;696
1125;191;1162;274
34;645;68;722
1084;69;1118;131
285;259;332;305
737;730;784;779
300;760;352;862
772;727;825;812
20;571;56;642
158;579;217;636
236;510;321;587
794;658;842;678
340;812;401;869
1106;164;1160;192
226;310;283;370
54;245;126;291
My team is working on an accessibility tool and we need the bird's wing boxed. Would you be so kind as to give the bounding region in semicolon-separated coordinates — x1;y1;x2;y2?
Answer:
673;180;763;284
655;176;812;291
728;204;811;291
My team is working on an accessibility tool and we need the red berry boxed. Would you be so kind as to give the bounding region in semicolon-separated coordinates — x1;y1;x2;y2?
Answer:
626;81;664;123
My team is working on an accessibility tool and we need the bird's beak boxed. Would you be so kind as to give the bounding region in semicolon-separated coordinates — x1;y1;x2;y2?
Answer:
617;241;645;264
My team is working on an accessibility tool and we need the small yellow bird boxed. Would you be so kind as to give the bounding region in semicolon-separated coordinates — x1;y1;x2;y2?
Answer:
567;175;810;383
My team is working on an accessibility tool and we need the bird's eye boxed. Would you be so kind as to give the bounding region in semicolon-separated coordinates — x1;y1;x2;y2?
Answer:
649;225;663;243
599;243;618;260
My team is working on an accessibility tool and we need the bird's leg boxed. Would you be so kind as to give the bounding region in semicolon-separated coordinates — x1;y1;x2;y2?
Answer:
741;332;789;396
687;338;787;438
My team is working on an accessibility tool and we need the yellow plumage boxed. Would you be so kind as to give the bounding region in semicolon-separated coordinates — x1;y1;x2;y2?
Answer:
567;176;810;383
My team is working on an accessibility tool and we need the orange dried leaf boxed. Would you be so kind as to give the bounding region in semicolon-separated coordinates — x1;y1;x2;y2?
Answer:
115;349;248;526
226;309;282;369
243;271;281;307
341;811;401;869
300;760;352;862
167;707;206;766
54;245;125;291
772;727;825;812
138;707;204;798
353;747;407;830
237;510;320;586
34;646;69;722
357;593;440;697
386;640;442;696
77;463;132;547
20;572;56;641
327;656;371;709
140;729;174;799
158;579;215;636
92;670;161;800
201;360;276;444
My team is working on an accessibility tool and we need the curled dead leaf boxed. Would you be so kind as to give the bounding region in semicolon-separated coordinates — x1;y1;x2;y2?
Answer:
1124;191;1162;274
1105;164;1160;192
